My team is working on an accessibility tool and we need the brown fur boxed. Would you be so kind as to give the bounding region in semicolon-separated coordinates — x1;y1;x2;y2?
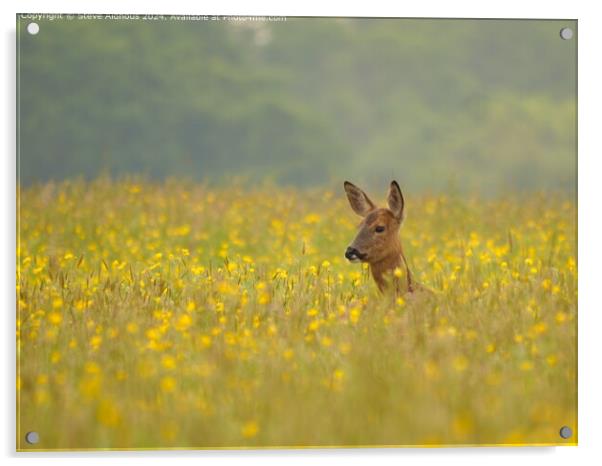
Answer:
344;181;415;294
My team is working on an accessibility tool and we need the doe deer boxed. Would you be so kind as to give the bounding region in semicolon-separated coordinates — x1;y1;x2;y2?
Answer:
344;180;417;294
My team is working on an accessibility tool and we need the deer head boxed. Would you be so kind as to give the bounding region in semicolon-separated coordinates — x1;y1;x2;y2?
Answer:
344;180;414;293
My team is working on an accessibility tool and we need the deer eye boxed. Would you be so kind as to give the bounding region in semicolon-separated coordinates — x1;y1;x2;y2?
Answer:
375;225;385;233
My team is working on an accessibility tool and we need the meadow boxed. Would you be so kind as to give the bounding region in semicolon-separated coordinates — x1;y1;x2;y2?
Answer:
16;178;577;449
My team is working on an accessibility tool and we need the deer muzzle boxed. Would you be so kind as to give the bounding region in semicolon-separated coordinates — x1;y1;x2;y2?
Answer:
345;247;365;262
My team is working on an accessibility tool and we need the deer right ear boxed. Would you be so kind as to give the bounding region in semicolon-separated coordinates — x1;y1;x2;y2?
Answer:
387;180;405;221
344;181;375;217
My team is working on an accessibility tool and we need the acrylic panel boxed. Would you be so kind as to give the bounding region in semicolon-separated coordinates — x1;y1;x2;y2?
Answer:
16;15;577;450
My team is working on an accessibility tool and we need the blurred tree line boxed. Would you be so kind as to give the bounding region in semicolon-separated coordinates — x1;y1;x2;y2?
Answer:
18;17;576;194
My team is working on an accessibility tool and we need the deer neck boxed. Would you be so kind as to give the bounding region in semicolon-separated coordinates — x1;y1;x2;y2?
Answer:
369;245;414;293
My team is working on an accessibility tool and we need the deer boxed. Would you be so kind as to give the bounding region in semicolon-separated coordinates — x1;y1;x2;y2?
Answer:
344;180;417;294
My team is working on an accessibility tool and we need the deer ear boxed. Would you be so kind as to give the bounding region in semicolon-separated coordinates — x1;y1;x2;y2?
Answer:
387;181;405;221
344;181;375;217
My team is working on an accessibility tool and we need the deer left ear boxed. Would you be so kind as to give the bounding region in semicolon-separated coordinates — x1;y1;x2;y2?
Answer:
387;181;405;221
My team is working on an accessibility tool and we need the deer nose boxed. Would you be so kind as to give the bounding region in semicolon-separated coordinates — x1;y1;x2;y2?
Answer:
345;247;360;260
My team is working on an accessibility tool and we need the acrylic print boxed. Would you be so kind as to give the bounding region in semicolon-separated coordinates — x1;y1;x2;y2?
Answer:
16;16;577;450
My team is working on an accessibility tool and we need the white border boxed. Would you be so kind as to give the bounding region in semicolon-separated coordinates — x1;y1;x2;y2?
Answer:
3;1;602;465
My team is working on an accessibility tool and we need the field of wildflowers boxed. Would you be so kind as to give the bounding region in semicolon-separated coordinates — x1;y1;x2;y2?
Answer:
16;178;577;449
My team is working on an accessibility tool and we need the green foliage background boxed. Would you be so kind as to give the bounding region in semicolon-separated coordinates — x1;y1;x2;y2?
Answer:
18;17;576;195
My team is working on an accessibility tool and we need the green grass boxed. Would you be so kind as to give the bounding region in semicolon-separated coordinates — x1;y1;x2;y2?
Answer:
17;178;577;449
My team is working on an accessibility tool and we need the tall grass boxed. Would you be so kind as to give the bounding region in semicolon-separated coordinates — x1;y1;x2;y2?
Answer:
17;178;577;449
